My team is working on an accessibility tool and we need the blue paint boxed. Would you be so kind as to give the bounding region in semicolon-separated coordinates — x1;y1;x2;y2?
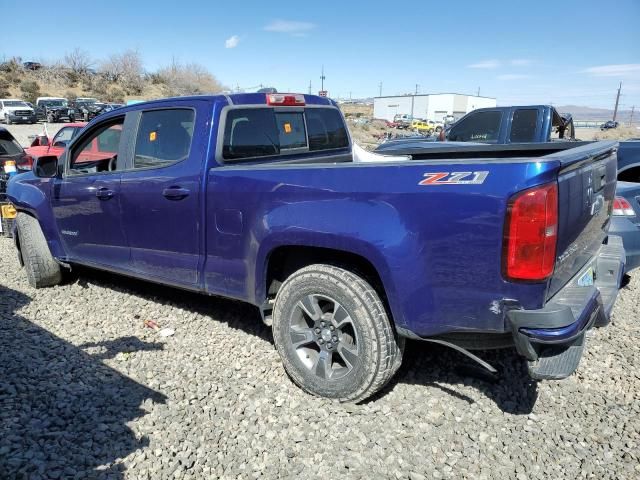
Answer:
6;94;621;343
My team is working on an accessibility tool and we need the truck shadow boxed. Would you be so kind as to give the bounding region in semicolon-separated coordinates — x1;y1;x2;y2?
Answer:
71;267;538;414
0;284;166;479
388;341;539;414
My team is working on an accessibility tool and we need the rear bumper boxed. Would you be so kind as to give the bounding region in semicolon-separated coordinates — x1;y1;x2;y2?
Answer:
609;216;640;271
507;236;625;376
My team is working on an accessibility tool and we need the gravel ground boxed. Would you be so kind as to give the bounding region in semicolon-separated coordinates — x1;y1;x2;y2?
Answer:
1;237;639;479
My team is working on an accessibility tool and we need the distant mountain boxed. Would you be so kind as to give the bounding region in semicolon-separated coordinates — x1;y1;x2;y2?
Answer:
555;105;634;122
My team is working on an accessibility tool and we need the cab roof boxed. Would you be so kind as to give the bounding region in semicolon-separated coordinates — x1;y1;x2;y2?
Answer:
113;93;337;113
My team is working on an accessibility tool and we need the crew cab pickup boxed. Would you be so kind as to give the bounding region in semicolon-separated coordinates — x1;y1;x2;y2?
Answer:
7;93;625;402
431;105;640;181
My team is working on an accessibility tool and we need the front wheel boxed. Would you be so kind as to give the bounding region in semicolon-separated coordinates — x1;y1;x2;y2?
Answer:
16;213;62;288
5;114;11;125
272;264;403;402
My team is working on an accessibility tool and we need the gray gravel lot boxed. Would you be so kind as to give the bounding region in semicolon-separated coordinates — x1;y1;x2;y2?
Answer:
0;240;639;477
3;122;50;148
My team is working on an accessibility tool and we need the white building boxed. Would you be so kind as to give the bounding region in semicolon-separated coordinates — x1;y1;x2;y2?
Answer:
373;93;496;123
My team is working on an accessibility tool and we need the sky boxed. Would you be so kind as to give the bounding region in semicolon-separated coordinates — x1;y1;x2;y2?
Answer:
2;0;639;108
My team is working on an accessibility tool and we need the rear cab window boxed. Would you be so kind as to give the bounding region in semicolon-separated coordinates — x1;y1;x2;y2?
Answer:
509;109;539;143
447;110;503;143
221;106;349;161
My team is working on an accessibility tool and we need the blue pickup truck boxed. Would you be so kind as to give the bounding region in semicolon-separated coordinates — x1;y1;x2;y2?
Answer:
7;94;626;402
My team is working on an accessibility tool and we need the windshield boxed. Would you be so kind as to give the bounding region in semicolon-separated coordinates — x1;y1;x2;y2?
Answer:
0;130;24;156
3;101;28;107
41;100;68;107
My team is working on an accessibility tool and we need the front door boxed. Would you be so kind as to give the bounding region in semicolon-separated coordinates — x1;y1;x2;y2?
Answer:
51;115;130;269
118;103;206;287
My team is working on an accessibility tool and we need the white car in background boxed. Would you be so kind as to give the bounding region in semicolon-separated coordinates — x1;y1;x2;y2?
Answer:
0;99;38;124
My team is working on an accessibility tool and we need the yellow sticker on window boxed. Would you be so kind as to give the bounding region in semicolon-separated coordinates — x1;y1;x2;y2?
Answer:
149;131;157;141
283;123;292;133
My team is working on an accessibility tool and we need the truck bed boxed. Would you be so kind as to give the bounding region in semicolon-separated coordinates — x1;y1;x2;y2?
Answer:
374;140;593;159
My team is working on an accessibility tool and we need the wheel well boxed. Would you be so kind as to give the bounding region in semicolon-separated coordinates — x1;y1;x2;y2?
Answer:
265;245;389;311
618;166;640;183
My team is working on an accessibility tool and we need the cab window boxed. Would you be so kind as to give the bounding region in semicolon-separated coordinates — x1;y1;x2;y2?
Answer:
133;109;195;169
447;111;502;143
68;118;123;174
52;127;76;147
222;107;348;160
510;109;538;143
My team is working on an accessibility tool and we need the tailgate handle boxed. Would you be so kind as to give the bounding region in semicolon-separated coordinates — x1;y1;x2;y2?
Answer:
594;165;607;192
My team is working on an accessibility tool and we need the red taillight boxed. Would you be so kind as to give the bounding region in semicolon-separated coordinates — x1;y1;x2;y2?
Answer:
17;155;34;170
266;93;305;106
612;196;635;216
503;182;558;282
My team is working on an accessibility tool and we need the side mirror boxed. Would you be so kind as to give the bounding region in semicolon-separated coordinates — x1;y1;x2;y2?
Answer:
34;155;59;178
53;140;68;148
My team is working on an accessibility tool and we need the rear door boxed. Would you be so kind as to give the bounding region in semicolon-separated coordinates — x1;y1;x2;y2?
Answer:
118;101;209;287
547;141;619;297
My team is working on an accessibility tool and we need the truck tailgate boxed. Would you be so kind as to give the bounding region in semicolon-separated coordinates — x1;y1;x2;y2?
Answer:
546;141;618;298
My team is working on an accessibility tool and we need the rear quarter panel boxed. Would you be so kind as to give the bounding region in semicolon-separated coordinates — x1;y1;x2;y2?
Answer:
204;159;560;336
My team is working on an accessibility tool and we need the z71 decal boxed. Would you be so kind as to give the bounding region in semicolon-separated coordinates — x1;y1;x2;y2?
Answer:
419;171;489;186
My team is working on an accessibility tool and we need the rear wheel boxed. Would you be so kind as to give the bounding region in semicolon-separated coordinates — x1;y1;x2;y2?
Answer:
272;264;403;402
16;213;62;288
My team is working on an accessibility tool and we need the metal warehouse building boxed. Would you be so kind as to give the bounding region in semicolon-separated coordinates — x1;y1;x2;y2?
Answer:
373;93;496;123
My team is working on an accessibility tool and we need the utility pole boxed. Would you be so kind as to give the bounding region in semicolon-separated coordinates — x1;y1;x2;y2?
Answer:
630;105;635;126
415;84;419;95
349;91;352;101
320;65;325;92
378;82;383;97
308;80;312;95
476;87;481;96
613;81;622;122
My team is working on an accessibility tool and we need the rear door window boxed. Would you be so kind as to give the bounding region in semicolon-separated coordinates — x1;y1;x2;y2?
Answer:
447;111;503;143
509;109;539;143
133;109;195;169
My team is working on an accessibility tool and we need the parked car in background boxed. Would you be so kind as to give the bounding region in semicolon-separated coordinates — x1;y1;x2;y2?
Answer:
393;114;413;129
105;103;124;111
0;99;37;124
0;127;33;236
601;120;619;130
22;61;42;70
72;100;110;122
427;119;443;133
434;106;640;180
26;123;87;160
610;182;640;271
6;93;626;402
410;119;433;134
35;97;76;123
76;97;99;103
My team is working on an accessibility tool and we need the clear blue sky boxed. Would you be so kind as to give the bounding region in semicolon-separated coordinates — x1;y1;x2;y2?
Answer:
2;0;639;108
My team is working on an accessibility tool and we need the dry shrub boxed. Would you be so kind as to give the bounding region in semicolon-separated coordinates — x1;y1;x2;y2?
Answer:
593;126;640;141
156;61;225;97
